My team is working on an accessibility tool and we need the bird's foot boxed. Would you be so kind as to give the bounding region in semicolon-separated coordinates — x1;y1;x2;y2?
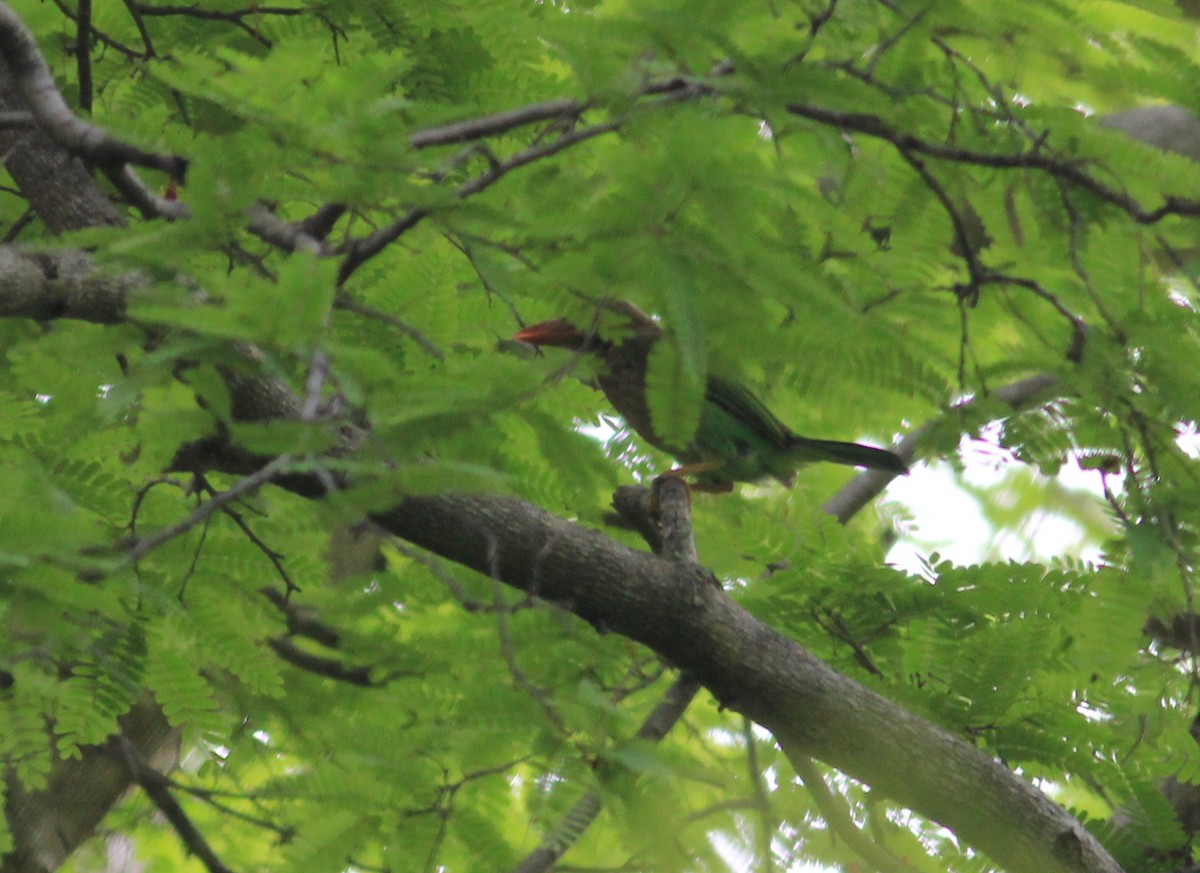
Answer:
689;479;734;494
654;461;733;495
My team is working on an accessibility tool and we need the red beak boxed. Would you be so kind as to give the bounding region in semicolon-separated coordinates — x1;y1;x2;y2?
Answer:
513;318;585;348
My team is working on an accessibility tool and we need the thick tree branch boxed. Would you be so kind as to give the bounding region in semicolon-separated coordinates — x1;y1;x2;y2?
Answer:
0;239;1118;871
3;701;178;873
365;490;1117;873
0;7;1150;867
0;4;187;181
0;247;134;322
0;238;1105;871
0;89;124;234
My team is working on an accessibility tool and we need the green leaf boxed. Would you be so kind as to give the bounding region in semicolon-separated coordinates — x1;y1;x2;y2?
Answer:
644;336;705;452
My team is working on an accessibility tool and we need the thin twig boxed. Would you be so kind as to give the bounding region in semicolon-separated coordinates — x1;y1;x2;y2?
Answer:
260;586;338;646
266;637;387;686
74;0;93;114
125;455;290;564
786;101;1200;223
786;753;912;873
334;296;445;360
743;719;777;871
409;98;586;149
392;540;531;613
168;779;294;838
339;77;718;284
196;479;298;593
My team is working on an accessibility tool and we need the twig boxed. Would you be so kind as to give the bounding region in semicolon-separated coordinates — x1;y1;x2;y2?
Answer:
811;608;884;677
422;759;528;871
131;3;308;21
896;146;985;293
51;0;149;59
743;719;777;871
260;586;339;646
168;779;294;838
786;101;1200;223
392;540;531;613
265;637;387;687
821;373;1062;523
74;0;93;114
119;735;237;873
194;477;298;593
333;296;445;360
1055;182;1122;337
125;455;291;564
509;477;703;873
808;0;839;38
120;0;156;56
128;3;310;48
861;8;928;78
509;673;701;873
443;232;520;317
409;98;586;149
338;119;618;283
786;752;911;873
495;579;573;738
339;76;718;284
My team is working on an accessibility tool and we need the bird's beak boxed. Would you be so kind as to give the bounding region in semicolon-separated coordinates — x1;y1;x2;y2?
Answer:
513;318;583;348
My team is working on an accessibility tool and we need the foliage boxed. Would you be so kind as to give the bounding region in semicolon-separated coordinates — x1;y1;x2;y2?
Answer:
5;0;1200;871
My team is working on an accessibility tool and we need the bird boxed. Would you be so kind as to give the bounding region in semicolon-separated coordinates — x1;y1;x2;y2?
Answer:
513;301;908;489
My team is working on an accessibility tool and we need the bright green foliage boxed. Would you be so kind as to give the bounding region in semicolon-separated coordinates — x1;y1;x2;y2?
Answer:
5;0;1200;871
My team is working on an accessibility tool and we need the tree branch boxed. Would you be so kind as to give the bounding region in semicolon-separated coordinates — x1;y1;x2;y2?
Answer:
0;240;1099;871
0;7;1136;866
409;98;586;149
511;476;703;873
788;753;911;873
786;101;1200;223
264;638;385;687
0;4;187;181
118;734;235;873
122;454;293;566
0;234;1116;871
3;700;179;873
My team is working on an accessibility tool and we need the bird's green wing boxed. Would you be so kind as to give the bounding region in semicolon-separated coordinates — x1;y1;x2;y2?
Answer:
703;375;793;450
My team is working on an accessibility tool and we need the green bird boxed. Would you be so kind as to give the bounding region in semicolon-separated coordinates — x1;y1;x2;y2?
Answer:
514;301;908;489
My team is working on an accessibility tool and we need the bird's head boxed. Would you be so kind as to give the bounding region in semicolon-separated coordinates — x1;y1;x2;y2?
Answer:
513;317;593;350
514;300;661;351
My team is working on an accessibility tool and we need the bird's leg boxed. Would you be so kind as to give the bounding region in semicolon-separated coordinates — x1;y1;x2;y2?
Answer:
667;460;720;479
653;460;732;495
667;460;724;478
690;479;734;494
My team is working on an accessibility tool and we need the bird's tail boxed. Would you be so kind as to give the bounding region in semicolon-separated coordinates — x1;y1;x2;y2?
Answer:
787;436;909;474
